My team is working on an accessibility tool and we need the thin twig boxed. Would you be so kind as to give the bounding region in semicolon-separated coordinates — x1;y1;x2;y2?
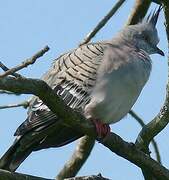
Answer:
0;61;22;78
0;100;30;110
0;90;20;95
0;46;49;78
79;0;126;46
129;110;161;164
64;174;110;180
129;110;145;127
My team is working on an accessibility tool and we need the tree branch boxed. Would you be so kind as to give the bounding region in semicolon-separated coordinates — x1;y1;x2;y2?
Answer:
0;76;95;135
126;0;152;25
163;0;169;42
0;90;20;95
0;46;49;78
0;100;30;110
0;61;22;78
152;0;162;4
102;133;169;180
0;169;52;180
56;136;95;180
79;0;126;46
64;174;111;180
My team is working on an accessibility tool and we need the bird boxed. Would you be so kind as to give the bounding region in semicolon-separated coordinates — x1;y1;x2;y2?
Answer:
0;6;164;172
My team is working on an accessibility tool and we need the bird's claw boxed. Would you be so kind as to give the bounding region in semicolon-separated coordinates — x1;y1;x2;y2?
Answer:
91;119;111;140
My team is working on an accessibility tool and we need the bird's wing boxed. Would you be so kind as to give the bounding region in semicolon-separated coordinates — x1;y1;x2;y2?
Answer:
14;42;108;136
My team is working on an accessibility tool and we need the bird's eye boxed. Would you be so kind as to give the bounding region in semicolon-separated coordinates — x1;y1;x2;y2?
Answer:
143;35;149;42
138;32;149;42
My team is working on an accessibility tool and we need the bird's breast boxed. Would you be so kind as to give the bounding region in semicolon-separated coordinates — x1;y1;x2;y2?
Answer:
84;58;151;124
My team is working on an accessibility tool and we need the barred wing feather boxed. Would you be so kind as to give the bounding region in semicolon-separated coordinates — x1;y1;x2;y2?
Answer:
15;42;107;136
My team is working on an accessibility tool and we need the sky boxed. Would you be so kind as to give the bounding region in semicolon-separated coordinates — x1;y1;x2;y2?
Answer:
0;1;168;180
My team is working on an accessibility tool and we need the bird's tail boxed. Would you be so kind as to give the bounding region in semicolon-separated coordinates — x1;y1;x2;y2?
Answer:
0;125;83;172
0;137;34;172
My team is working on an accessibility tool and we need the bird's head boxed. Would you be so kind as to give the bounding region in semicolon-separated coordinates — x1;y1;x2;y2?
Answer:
120;6;164;56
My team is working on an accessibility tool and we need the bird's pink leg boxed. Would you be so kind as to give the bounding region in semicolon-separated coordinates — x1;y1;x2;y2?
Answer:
91;119;111;140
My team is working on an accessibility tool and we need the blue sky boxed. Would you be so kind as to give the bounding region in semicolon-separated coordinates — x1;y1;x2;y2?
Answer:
0;1;168;180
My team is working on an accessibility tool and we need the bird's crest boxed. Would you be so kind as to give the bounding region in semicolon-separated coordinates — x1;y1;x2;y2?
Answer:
146;5;163;27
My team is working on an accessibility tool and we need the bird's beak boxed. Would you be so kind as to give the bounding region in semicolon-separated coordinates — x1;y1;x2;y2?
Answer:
155;46;165;56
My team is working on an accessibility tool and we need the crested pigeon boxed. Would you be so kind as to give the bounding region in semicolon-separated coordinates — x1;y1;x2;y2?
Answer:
0;6;164;171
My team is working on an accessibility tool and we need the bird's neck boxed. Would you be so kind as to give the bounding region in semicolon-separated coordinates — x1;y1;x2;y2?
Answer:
110;36;149;55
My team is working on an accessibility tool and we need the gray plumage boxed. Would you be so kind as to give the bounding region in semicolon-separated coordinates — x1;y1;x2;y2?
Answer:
0;6;164;171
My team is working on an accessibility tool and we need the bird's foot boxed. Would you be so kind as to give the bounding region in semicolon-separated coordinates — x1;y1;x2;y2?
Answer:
91;119;111;141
